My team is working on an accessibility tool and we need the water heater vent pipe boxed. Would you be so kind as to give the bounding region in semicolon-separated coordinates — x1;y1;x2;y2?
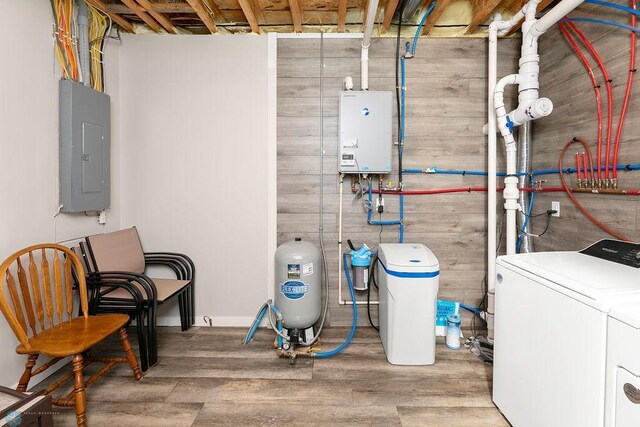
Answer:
361;0;380;90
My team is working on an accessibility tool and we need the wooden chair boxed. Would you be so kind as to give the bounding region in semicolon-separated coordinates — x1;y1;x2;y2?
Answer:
81;227;195;371
0;244;143;427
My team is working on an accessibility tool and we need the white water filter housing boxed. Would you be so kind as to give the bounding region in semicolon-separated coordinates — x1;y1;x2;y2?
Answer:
378;244;439;365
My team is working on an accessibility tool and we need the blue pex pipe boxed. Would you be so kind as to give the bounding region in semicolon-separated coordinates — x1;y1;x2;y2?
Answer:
313;255;357;358
412;1;438;55
584;0;640;17
367;182;402;226
561;18;640;34
403;164;640;177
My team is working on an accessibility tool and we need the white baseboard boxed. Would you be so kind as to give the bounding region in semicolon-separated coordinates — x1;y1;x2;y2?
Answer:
157;315;266;328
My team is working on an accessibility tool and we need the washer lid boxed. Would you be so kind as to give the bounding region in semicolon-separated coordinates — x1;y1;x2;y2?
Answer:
610;302;640;329
498;251;640;301
378;243;439;273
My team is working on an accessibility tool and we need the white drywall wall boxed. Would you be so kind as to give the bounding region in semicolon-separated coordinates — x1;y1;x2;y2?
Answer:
0;0;122;387
118;35;271;326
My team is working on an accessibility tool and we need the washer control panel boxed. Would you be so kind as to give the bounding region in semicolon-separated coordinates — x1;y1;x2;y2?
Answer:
580;239;640;268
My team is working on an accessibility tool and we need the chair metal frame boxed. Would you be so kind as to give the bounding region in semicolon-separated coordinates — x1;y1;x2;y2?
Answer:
80;230;195;371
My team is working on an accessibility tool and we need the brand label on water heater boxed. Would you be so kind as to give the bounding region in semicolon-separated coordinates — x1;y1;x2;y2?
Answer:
280;280;309;300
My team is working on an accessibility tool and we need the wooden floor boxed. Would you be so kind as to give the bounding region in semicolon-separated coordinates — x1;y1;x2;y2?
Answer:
31;326;508;426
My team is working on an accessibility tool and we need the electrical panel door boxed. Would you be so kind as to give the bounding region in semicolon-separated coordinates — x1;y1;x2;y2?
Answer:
338;91;392;174
59;79;110;212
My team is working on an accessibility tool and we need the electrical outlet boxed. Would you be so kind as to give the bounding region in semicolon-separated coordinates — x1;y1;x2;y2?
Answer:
551;201;560;217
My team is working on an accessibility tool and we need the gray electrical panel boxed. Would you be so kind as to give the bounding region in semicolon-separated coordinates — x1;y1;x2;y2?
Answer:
338;91;392;174
59;80;110;212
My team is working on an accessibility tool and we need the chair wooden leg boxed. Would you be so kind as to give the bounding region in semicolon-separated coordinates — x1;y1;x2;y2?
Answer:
72;354;87;427
16;354;39;392
119;328;143;380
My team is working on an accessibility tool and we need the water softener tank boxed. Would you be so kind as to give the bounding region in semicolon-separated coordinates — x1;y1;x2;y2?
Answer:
275;238;322;331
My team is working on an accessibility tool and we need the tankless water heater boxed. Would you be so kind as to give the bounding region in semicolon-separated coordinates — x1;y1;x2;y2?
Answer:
338;91;392;174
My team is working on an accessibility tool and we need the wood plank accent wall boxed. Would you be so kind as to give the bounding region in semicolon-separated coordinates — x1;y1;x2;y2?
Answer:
277;37;519;327
533;2;640;251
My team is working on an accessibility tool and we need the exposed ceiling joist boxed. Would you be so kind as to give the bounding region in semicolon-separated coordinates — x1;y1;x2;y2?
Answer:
381;0;398;34
202;0;226;22
185;0;218;33
249;0;266;24
288;0;303;33
86;0;135;33
465;0;502;34
505;0;556;36
107;2;192;14
337;0;348;32
135;0;178;34
120;0;163;32
420;0;453;36
237;0;261;33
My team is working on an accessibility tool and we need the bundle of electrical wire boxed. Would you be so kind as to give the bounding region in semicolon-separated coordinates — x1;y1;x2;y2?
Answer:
51;0;79;81
50;0;111;92
88;2;110;92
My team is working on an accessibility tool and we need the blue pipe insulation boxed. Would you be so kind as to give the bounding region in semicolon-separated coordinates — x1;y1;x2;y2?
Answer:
243;304;268;345
313;254;357;358
403;164;640;177
531;164;640;176
412;1;438;55
367;181;403;225
459;303;481;315
584;0;640;17
561;18;640;34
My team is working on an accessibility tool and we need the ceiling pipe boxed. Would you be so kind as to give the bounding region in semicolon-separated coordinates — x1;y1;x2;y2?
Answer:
361;0;380;90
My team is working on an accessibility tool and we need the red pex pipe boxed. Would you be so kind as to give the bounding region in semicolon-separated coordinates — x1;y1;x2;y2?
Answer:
566;21;614;182
613;0;637;182
576;153;583;181
559;138;630;241
582;152;589;182
560;23;604;182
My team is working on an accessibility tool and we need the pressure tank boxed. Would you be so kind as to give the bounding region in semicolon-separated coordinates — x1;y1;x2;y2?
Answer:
275;238;322;330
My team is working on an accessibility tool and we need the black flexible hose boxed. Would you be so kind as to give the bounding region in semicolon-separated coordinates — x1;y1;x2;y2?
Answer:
395;0;407;186
367;255;379;331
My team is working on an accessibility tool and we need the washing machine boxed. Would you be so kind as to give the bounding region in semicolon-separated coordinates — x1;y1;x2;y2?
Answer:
605;301;640;427
493;239;640;427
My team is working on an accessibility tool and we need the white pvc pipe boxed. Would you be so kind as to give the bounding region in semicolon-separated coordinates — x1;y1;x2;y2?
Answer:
487;23;499;342
360;0;379;90
361;47;369;91
529;0;586;38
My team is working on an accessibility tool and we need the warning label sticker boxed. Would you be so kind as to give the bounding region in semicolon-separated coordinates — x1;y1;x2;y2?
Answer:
302;263;313;277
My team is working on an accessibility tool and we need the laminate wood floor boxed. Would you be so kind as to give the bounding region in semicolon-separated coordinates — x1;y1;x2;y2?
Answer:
31;327;507;426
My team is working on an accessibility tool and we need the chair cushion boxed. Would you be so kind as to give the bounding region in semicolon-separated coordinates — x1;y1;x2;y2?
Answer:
101;278;190;302
16;314;129;357
86;227;145;274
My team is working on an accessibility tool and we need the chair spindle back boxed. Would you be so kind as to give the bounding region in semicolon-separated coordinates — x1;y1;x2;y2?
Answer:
0;244;88;347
